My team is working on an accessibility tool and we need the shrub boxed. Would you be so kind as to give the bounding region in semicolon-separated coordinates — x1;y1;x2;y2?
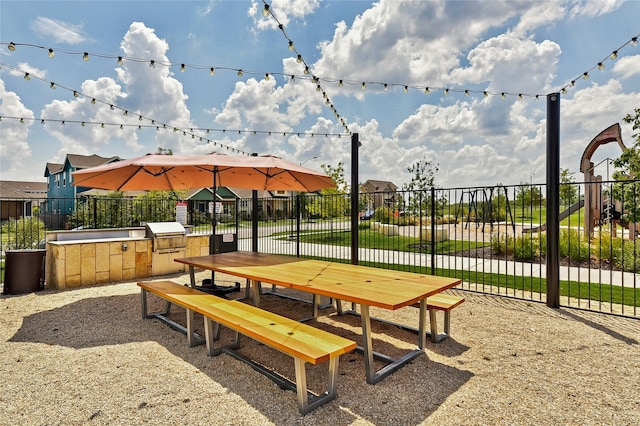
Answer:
558;229;590;262
1;217;46;249
513;234;539;260
491;234;514;255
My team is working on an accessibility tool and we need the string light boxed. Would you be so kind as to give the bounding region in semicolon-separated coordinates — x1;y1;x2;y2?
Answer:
597;62;604;70
149;60;155;68
209;67;215;76
23;73;30;80
117;56;124;65
73;91;79;97
48;48;55;58
180;64;186;72
237;69;243;77
82;52;89;61
50;82;56;89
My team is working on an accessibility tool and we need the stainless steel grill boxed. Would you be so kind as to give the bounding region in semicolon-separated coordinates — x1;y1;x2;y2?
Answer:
145;222;186;275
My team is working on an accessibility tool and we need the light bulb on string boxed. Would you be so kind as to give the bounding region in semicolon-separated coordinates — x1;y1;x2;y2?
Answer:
48;48;55;58
20;118;24;124
404;85;408;93
210;67;215;76
483;91;488;98
73;91;79;97
361;82;366;90
443;88;449;95
110;105;115;110
149;60;155;68
384;83;388;91
583;72;589;80
464;90;469;96
610;50;618;60
91;99;96;104
123;110;128;116
237;69;243;77
117;56;124;65
8;42;16;51
339;80;343;87
501;92;506;99
597;62;604;70
265;73;270;80
304;66;309;74
101;123;105;128
296;54;302;63
631;37;638;46
262;4;270;16
82;52;89;61
288;41;294;51
81;122;86;127
424;87;430;94
23;73;30;80
518;94;523;100
180;64;186;72
50;82;56;89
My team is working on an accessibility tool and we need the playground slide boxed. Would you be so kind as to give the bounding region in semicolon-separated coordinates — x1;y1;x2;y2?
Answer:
522;199;585;233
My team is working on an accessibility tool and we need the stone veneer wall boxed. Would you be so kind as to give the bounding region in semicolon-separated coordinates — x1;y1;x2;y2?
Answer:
46;234;210;290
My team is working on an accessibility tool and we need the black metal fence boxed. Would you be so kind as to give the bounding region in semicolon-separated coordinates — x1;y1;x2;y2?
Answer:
2;181;638;318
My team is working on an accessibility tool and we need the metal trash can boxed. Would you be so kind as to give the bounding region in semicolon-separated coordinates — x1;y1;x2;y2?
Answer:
3;249;46;295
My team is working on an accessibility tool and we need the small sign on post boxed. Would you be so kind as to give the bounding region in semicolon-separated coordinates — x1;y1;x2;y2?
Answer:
175;202;188;225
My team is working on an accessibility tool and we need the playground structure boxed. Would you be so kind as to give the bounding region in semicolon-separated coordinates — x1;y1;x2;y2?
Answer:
454;186;516;234
579;123;636;239
454;123;636;240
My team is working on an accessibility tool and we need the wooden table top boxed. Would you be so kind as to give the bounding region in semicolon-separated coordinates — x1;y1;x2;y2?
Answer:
176;252;461;310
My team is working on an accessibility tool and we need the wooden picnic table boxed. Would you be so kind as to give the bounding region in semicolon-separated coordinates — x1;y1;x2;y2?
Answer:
175;251;461;384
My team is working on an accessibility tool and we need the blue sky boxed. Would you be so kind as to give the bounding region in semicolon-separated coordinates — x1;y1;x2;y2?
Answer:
1;0;639;188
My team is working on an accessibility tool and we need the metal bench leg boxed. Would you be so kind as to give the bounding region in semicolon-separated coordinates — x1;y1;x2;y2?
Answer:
429;309;450;343
444;311;451;337
294;356;340;415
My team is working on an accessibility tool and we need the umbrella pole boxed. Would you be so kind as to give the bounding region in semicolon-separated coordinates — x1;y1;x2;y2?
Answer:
210;168;217;284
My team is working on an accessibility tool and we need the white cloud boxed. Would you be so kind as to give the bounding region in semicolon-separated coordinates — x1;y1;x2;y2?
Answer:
0;79;35;178
451;33;561;94
569;0;625;17
250;0;320;30
29;16;87;44
613;55;640;79
312;0;552;92
8;62;47;80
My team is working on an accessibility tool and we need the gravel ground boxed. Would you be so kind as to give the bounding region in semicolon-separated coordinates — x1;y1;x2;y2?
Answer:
1;271;639;425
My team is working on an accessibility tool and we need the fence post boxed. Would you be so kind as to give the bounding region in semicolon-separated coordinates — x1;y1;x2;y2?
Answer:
546;93;560;308
251;153;259;253
351;133;359;265
430;187;436;275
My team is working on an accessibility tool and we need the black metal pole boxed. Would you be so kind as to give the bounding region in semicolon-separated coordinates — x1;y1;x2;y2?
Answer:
295;194;301;257
351;133;359;265
251;153;259;253
546;93;560;308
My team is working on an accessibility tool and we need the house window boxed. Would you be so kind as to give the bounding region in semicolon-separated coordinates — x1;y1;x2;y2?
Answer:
56;174;60;187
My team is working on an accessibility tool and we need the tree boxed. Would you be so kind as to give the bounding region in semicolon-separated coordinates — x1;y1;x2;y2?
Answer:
612;108;640;224
307;162;349;221
402;157;445;218
559;168;578;207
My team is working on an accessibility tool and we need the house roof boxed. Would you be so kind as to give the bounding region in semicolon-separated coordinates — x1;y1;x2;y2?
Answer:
44;154;122;177
0;180;48;199
362;179;398;191
66;154;122;169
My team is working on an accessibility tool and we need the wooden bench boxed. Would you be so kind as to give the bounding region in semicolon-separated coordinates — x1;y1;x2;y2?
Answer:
138;280;356;415
425;294;465;343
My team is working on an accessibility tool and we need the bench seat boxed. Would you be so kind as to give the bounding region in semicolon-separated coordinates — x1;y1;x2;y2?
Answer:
138;280;356;415
425;293;465;343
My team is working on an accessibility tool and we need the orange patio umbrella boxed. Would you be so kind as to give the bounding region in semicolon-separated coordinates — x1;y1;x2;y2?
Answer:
72;153;334;192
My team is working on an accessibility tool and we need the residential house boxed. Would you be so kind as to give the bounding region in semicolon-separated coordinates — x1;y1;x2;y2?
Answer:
360;179;398;212
232;188;295;221
0;180;48;221
44;154;121;216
